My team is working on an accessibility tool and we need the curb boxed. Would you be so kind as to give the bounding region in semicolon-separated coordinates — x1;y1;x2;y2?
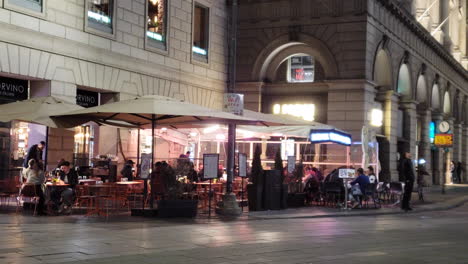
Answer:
245;195;468;220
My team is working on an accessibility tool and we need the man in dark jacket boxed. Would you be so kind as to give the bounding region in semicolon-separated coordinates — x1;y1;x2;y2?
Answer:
23;141;46;168
121;160;135;181
54;161;79;214
400;151;415;211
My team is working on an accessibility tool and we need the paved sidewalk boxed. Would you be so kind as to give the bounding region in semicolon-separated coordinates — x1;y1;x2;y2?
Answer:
246;184;468;220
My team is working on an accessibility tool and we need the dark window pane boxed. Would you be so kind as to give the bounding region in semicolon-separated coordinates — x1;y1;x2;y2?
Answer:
193;4;209;57
88;0;113;33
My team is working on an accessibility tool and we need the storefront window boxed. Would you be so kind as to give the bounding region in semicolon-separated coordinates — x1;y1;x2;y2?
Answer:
7;0;43;13
147;0;167;49
287;55;315;83
87;0;114;34
193;4;209;62
74;125;95;166
11;122;30;166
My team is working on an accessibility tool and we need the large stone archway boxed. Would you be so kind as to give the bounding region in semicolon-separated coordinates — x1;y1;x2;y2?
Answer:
251;33;339;82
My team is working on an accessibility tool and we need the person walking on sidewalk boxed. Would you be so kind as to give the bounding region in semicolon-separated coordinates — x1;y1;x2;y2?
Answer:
400;151;415;211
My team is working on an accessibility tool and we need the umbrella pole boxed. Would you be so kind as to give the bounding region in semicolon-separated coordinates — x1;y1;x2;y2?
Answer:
136;128;140;178
150;115;155;209
44;127;49;171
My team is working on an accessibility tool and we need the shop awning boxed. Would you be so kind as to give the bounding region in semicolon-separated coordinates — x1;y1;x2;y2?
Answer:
237;124;338;138
0;96;85;128
54;95;258;127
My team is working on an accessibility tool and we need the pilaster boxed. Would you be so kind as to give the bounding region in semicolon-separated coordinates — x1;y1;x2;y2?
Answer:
400;100;418;158
463;126;468;183
376;89;399;182
431;112;444;185
418;108;432;186
235;82;264;112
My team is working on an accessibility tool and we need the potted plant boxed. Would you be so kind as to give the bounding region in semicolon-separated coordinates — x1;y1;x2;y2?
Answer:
247;145;264;211
274;149;288;209
287;160;306;207
157;162;198;217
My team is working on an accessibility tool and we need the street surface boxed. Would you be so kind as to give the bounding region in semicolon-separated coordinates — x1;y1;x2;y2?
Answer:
1;203;468;264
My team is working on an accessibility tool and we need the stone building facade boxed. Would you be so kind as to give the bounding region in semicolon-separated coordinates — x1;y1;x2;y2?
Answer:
236;0;468;184
0;0;230;173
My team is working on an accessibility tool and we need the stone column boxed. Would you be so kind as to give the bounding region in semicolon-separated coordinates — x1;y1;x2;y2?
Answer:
459;0;467;57
418;108;432;185
445;117;455;184
453;123;463;162
440;0;452;51
462;126;468;183
430;0;442;43
327;80;376;173
376;90;400;182
235;82;264;112
400;101;418;158
432;113;444;185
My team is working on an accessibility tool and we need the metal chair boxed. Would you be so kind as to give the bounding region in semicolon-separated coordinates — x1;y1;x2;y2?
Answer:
363;183;381;208
17;184;40;216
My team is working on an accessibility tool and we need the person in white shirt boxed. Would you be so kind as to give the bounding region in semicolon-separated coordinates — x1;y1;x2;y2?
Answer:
367;166;378;184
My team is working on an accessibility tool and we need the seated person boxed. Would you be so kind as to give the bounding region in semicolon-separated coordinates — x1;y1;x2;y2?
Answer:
51;161;78;214
350;168;370;207
21;159;46;215
121;160;135;181
367;166;378;184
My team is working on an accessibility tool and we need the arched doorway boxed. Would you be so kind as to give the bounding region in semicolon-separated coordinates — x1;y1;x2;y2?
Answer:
373;47;393;181
396;63;414;173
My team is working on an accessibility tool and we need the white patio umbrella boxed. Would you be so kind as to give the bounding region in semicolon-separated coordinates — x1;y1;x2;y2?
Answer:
54;94;260;209
56;95;257;127
0;96;85;128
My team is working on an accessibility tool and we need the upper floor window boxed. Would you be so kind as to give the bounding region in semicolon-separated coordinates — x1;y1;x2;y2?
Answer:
7;0;43;13
87;0;114;34
146;0;167;49
193;4;209;62
287;55;315;83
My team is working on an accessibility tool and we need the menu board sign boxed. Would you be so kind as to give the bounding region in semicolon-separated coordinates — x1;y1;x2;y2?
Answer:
0;77;28;101
203;154;219;179
339;169;355;179
139;153;152;179
77;89;99;107
287;156;295;173
223;93;244;115
238;153;247;177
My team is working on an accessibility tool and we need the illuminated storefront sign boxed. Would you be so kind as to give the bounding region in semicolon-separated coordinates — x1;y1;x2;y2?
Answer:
273;103;315;121
434;133;453;147
76;89;99;108
0;77;28;101
309;129;352;146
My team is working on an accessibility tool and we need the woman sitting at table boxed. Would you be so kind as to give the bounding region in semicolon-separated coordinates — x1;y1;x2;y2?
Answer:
21;159;46;215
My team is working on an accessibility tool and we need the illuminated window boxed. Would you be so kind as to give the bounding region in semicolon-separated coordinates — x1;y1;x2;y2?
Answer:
273;103;315;121
193;4;209;62
147;0;167;49
287;55;315;83
7;0;42;12
87;0;114;34
74;125;95;166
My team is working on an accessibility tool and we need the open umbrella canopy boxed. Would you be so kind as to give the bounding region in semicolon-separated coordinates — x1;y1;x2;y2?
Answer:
242;110;312;126
55;95;258;127
0;96;85;128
